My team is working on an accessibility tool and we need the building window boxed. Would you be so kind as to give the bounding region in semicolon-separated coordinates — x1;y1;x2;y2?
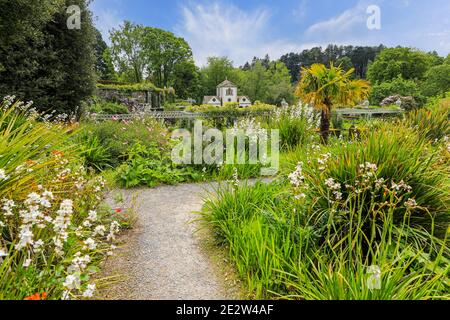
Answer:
226;88;233;96
212;98;216;102
228;98;232;102
242;98;246;101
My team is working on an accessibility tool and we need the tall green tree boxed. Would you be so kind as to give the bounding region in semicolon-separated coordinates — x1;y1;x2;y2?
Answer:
94;29;116;80
0;0;96;114
110;21;146;83
200;57;236;94
110;22;197;97
240;60;294;104
142;27;195;89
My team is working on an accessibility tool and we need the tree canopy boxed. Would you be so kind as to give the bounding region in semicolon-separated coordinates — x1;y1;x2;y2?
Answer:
109;22;198;97
0;0;97;115
367;47;438;84
279;44;385;83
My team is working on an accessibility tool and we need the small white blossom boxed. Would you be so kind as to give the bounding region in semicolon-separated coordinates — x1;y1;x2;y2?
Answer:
0;169;9;181
22;258;32;268
82;284;96;298
63;274;81;290
93;225;106;237
84;238;97;250
15;225;34;250
405;198;418;209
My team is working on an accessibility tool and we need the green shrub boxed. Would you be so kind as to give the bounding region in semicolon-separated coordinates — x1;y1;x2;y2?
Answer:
89;99;130;115
76;133;112;172
115;143;201;188
201;178;449;299
421;64;450;97
79;119;168;168
370;76;425;106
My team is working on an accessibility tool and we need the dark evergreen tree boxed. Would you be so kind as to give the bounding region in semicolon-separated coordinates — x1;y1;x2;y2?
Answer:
0;0;96;115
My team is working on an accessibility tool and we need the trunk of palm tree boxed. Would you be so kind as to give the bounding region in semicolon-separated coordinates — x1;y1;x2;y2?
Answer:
320;103;332;144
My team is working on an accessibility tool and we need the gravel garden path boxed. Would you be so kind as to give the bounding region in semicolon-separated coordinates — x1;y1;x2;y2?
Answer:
98;182;234;300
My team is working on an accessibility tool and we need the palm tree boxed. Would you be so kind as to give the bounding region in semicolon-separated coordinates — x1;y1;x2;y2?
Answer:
295;63;370;143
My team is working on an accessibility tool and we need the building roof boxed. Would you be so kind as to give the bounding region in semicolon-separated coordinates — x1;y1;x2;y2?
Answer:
202;96;220;104
217;79;237;88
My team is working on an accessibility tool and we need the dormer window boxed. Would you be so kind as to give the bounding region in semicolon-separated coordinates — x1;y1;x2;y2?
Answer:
212;98;216;102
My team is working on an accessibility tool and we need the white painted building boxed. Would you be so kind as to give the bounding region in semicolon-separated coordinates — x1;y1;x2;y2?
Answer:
203;79;251;107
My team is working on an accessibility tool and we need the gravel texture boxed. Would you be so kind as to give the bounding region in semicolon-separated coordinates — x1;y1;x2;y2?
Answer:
98;182;230;300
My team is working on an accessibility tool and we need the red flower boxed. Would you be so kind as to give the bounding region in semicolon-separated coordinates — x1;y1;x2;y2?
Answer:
24;292;47;300
114;208;123;214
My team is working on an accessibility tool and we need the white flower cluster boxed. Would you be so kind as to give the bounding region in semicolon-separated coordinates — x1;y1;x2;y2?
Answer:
274;103;320;129
231;167;240;189
317;153;332;171
0;169;9;181
288;162;308;199
325;178;343;201
230;118;266;144
391;180;412;193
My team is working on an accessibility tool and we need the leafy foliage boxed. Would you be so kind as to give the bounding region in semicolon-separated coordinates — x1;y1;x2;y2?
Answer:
279;44;385;82
367;47;439;84
116;143;201;188
370;76;425;106
0;0;97;115
109;21;198;97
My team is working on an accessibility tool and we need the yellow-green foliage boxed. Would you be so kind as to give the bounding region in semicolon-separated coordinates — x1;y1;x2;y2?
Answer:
187;102;276;114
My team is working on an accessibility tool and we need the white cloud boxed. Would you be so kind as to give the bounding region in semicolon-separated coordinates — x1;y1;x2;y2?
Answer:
176;1;317;66
305;2;368;37
90;1;124;43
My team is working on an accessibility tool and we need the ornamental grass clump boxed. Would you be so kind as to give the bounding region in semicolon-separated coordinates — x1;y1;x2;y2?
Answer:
405;97;449;141
265;104;319;150
0;97;121;300
287;122;449;246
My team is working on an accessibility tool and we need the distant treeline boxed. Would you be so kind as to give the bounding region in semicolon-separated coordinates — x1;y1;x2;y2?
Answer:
241;45;386;83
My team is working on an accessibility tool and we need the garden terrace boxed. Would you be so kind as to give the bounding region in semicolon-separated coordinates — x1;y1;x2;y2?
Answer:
96;81;175;112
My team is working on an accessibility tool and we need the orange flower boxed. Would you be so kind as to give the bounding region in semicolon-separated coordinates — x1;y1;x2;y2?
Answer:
24;292;47;300
26;160;37;166
51;150;64;157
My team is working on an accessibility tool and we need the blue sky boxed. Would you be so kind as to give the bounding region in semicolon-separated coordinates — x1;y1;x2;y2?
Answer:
90;0;450;66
